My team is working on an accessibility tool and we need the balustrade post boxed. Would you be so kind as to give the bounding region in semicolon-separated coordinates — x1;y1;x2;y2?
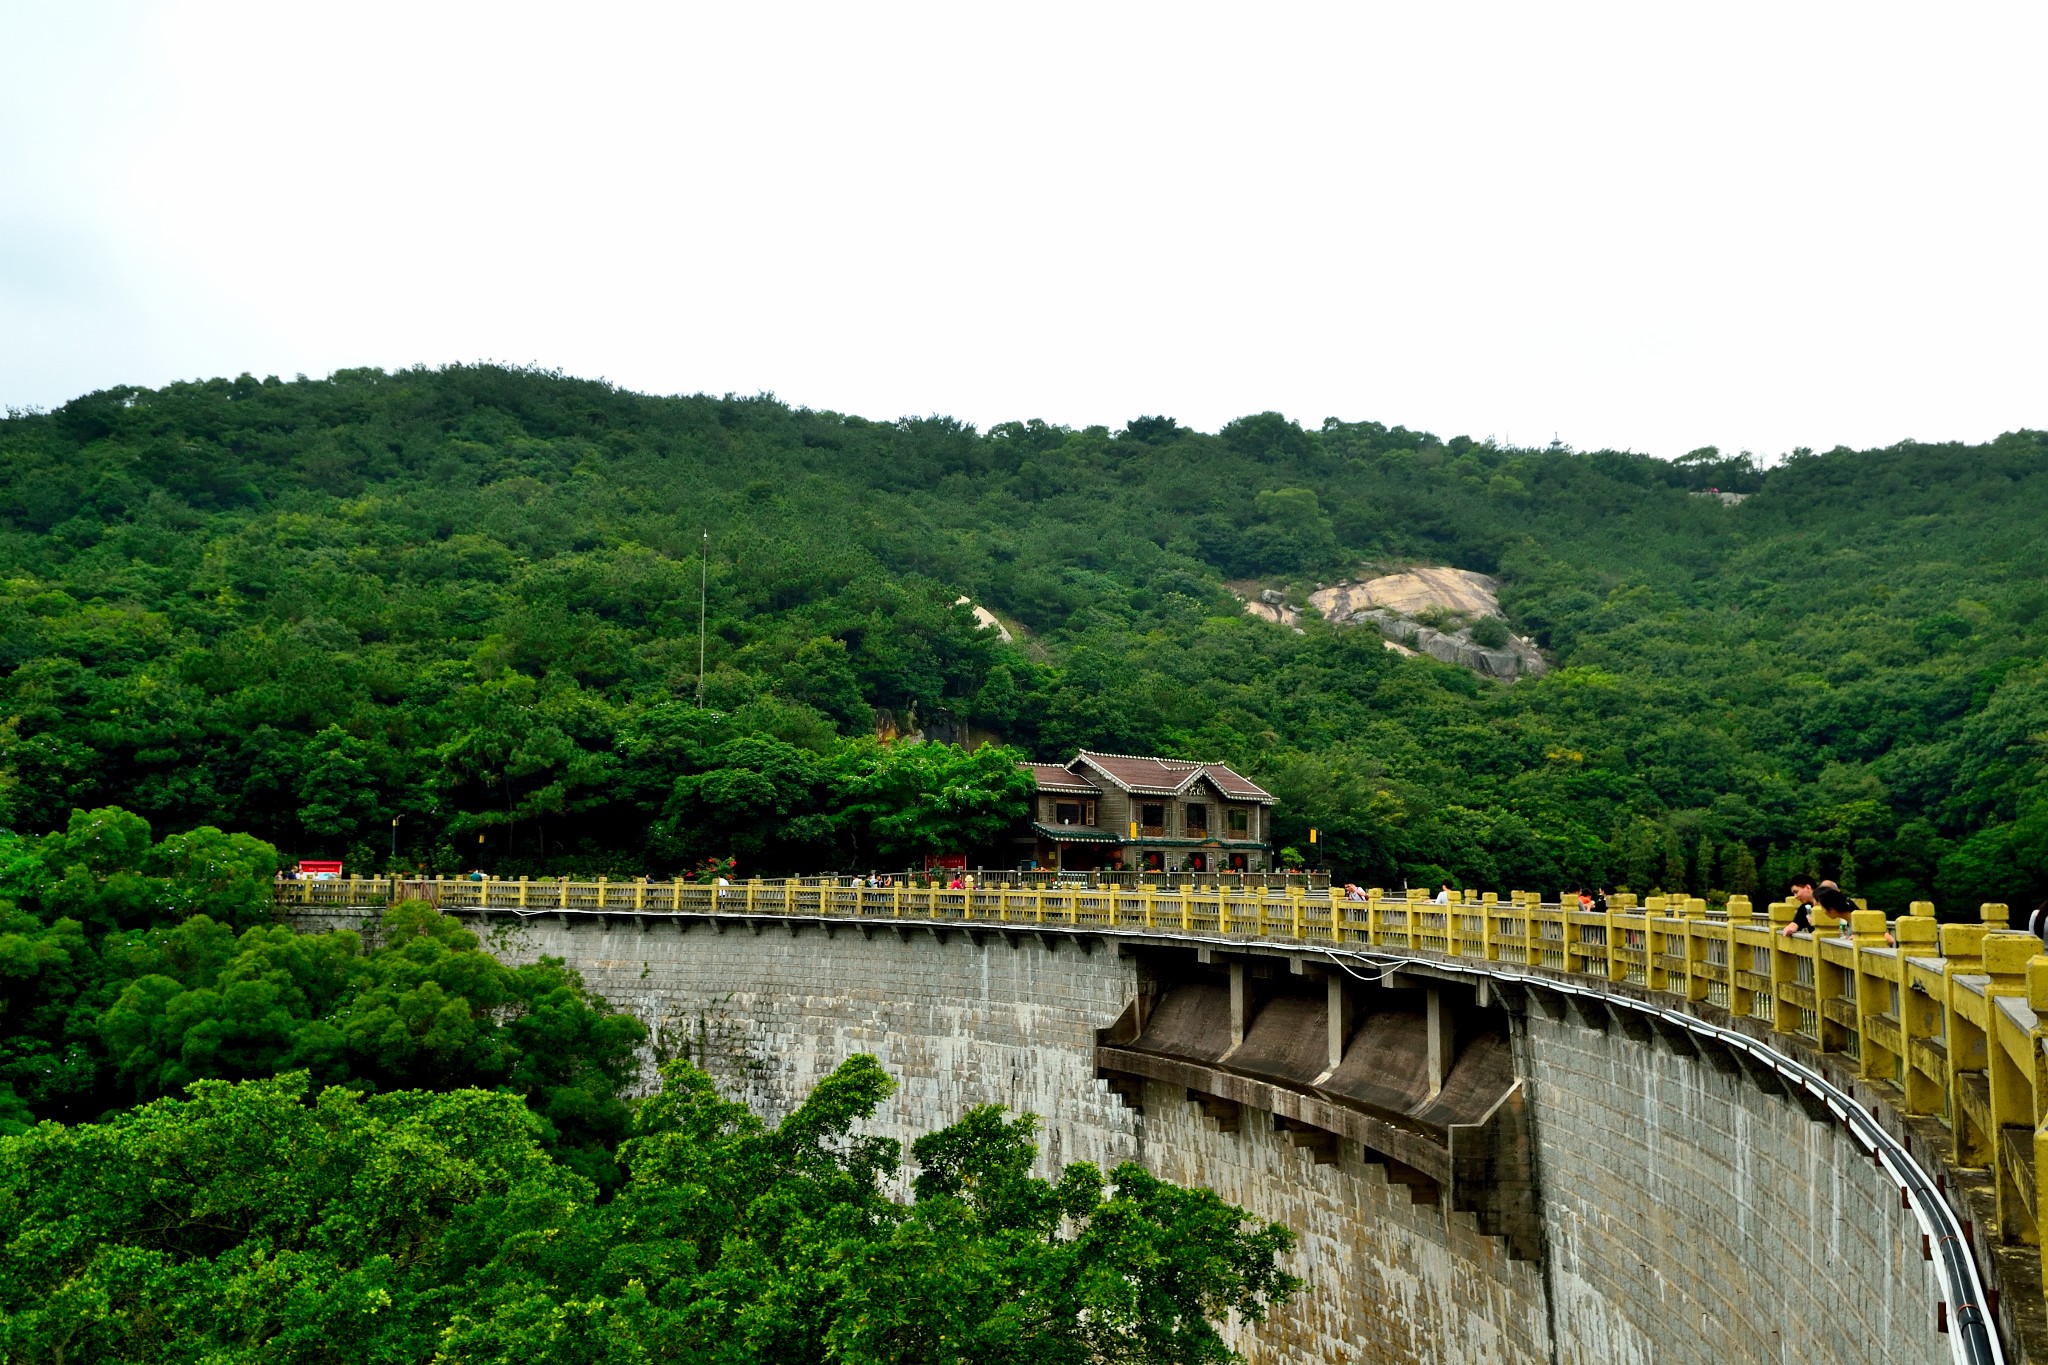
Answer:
2022;958;2048;1276
1563;895;1587;978
1989;952;2048;1252
596;877;607;910
1846;910;1892;1077
1940;923;1994;1166
634;877;646;911
1678;896;1710;1003
1767;901;1802;1036
1726;896;1755;1016
1893;916;1944;1115
1977;934;2038;1230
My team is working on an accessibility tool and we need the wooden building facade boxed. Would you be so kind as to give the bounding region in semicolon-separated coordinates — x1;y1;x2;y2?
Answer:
1015;750;1277;873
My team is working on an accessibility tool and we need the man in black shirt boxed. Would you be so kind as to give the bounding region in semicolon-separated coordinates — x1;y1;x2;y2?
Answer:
1781;874;1858;937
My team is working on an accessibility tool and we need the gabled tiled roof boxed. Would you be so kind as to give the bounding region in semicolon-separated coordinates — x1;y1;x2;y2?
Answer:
1072;751;1276;803
1203;763;1275;802
1019;762;1102;795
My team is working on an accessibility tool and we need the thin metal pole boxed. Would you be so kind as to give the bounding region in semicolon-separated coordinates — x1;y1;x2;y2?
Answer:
696;530;708;705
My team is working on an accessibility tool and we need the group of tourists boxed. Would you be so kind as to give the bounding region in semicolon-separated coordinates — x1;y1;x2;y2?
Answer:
846;873;977;890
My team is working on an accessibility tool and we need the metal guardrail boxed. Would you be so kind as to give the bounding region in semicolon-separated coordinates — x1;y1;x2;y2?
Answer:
278;877;2029;1361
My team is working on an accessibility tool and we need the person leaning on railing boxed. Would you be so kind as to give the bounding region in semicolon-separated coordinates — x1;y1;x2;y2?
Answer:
1781;874;1895;945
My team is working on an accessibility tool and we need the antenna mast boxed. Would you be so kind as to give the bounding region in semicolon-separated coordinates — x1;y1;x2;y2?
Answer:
696;529;708;706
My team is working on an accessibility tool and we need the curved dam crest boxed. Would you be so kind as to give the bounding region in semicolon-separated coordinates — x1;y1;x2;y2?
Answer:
290;906;1956;1365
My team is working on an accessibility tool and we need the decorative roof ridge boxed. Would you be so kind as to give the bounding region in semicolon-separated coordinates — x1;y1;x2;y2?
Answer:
1067;750;1274;801
1076;748;1204;763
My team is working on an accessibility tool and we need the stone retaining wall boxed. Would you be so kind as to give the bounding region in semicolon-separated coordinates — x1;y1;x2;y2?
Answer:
1522;1009;1946;1365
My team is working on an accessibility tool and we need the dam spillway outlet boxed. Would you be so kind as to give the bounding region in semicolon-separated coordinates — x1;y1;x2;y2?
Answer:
1096;948;1541;1262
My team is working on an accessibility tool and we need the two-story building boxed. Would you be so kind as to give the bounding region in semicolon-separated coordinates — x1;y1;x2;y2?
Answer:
1015;749;1277;873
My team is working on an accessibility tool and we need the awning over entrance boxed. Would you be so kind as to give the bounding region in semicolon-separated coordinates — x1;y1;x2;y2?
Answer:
1031;821;1122;843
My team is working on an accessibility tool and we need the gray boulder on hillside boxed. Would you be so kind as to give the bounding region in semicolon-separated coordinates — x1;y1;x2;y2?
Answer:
1348;609;1547;680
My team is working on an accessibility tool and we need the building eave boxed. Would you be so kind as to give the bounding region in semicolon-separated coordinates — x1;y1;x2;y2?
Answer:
1030;822;1124;843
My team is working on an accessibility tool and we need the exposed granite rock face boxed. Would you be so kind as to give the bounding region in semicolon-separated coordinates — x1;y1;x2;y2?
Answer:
954;596;1014;642
1344;609;1547;679
1234;566;1547;679
1243;599;1304;629
1313;567;1502;619
1310;570;1546;680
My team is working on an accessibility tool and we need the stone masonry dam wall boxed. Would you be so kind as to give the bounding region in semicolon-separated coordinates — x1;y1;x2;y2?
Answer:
289;908;1962;1365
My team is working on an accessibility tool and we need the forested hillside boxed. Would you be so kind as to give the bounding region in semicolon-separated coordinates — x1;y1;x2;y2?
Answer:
1;365;2044;911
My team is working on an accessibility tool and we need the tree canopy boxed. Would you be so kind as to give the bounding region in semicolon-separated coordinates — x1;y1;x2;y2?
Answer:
0;1057;1297;1365
0;366;2042;908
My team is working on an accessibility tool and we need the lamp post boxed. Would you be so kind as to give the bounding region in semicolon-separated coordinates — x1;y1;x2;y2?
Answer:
390;814;400;864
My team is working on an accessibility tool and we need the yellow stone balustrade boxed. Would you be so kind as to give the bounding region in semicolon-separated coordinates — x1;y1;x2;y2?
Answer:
276;874;2048;1325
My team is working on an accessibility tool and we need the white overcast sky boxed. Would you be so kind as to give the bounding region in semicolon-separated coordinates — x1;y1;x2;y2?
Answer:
3;2;2043;458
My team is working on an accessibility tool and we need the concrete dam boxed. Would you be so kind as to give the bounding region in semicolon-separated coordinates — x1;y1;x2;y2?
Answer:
285;880;2031;1365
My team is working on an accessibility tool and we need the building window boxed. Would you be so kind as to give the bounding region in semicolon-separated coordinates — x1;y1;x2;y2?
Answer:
1054;799;1095;826
1140;803;1165;836
1186;803;1208;833
1189;851;1207;872
1228;807;1249;834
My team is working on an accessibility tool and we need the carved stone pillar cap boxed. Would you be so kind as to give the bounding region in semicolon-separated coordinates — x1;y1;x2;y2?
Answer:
1893;915;1938;948
1940;922;1989;960
1981;931;2040;981
2026;957;2048;1014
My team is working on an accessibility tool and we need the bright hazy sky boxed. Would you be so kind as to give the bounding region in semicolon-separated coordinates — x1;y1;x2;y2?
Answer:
4;3;2043;459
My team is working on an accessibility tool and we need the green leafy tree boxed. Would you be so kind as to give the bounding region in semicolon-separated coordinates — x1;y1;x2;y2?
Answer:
0;1058;1298;1365
1659;827;1686;894
0;365;2041;898
295;725;385;842
1724;842;1758;899
91;901;641;1179
833;741;1036;862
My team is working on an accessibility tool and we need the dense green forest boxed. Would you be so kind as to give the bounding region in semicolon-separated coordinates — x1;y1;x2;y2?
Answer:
0;365;2043;914
2;1010;1295;1363
0;835;1294;1364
